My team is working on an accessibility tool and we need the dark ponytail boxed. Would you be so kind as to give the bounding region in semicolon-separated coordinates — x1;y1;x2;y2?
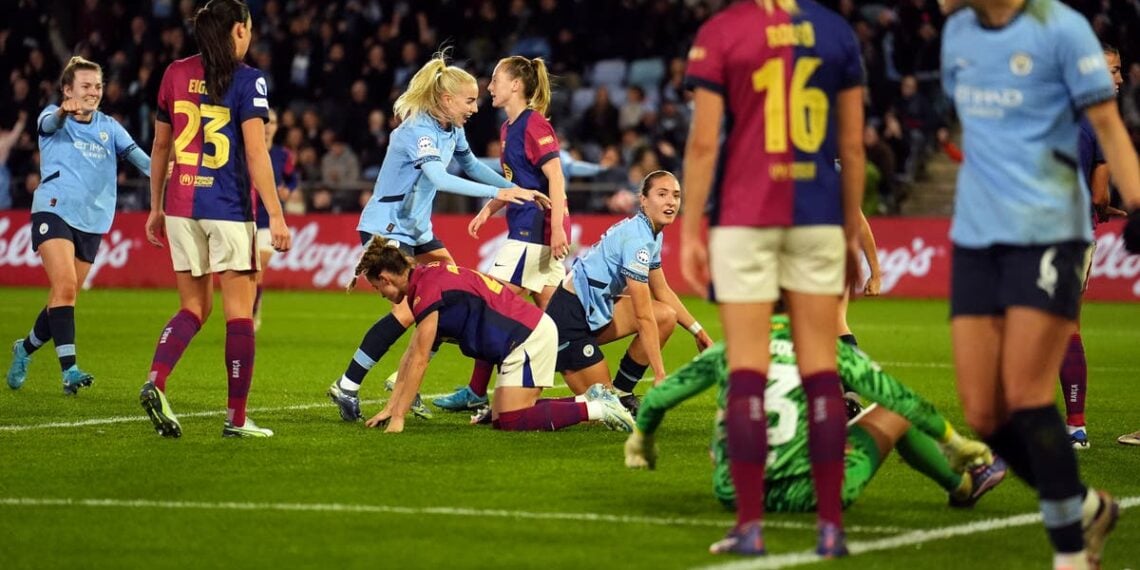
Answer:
193;0;250;102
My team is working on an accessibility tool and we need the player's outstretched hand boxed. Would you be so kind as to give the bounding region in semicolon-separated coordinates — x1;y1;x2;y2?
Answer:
694;329;714;352
145;210;166;248
382;416;405;433
1124;210;1140;254
530;190;552;210
495;187;544;206
551;226;570;259
468;211;489;238
365;409;391;429
943;437;994;473
624;428;657;470
60;99;84;115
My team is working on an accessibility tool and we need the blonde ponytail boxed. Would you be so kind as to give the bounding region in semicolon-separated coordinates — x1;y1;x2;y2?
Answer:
529;58;552;117
392;52;476;121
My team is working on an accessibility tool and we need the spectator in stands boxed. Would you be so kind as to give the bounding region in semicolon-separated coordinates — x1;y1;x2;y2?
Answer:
578;86;620;148
296;145;320;182
5;0;1134;218
309;186;335;214
660;57;689;104
619;85;648;131
360;109;390;181
360;44;394;108
655;100;689;151
864;124;901;214
343;80;374;148
0;112;26;209
320;134;360;191
891;75;940;182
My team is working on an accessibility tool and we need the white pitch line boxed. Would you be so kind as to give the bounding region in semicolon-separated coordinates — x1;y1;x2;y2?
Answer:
0;497;907;534
697;496;1140;570
0;393;442;432
0;385;587;433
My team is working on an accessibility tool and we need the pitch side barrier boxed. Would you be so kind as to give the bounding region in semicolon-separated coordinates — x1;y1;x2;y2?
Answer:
2;211;1138;300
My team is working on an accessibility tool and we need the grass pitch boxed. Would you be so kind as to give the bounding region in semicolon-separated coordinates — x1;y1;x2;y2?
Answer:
1;287;1138;569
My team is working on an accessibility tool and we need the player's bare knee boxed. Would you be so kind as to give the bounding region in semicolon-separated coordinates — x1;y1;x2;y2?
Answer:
49;280;79;305
181;302;211;324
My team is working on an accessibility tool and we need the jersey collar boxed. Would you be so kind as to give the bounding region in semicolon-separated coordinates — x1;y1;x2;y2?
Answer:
636;210;660;236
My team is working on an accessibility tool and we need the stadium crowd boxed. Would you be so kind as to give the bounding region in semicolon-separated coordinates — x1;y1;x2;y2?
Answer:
0;0;1137;215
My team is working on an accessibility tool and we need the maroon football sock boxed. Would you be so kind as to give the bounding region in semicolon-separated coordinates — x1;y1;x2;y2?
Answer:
1059;333;1087;427
802;370;847;528
225;319;255;426
491;400;588;431
148;309;202;392
468;360;494;398
726;369;768;527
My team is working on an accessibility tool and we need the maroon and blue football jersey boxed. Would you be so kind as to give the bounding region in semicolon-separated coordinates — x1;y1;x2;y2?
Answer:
408;263;543;363
157;55;270;221
685;0;864;228
500;109;568;245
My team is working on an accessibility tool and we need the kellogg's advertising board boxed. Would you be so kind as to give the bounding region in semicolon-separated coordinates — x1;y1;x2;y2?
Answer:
2;211;1138;301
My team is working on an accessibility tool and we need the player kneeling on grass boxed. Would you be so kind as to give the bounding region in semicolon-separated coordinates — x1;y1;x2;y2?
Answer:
625;313;1008;555
347;238;634;433
436;170;711;416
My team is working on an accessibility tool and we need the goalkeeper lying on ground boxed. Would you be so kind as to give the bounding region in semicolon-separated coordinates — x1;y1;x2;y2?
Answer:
624;314;1008;512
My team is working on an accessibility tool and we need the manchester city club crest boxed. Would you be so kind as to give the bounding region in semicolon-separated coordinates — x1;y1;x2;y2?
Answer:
1009;52;1033;76
99;131;109;142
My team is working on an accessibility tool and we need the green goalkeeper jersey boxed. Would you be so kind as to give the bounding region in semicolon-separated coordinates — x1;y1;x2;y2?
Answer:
638;315;950;485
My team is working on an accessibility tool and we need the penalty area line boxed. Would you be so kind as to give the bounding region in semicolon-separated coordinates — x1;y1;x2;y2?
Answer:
696;496;1140;570
0;497;907;534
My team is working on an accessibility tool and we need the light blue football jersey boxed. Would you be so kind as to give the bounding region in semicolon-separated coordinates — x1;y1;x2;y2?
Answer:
941;0;1115;247
33;106;141;233
570;211;663;331
357;113;475;246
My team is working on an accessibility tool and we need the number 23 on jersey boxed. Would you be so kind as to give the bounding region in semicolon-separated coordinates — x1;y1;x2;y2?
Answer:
172;100;232;169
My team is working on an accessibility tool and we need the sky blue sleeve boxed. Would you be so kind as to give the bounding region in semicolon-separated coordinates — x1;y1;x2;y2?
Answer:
619;233;652;283
406;121;443;169
1055;11;1115;109
478;157;504;174
420;161;499;198
455;150;512;188
564;158;603;178
37;106;62;136
109;118;149;175
125;146;151;177
939;16;960;99
649;237;663;270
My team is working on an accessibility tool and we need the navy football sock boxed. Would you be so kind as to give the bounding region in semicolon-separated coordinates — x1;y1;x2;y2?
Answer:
343;313;407;386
